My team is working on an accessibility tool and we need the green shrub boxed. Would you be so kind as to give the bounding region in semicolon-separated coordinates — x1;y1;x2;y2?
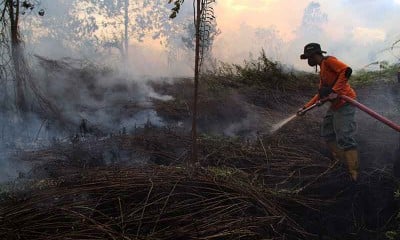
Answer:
351;63;399;86
203;49;317;92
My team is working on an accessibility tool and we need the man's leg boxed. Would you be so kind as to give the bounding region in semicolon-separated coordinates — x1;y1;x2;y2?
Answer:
321;109;343;161
333;104;358;181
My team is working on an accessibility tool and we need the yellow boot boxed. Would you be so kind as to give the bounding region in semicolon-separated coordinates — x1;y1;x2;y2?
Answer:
344;149;359;181
326;141;344;162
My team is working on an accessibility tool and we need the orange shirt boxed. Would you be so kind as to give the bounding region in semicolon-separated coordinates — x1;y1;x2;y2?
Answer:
304;56;356;110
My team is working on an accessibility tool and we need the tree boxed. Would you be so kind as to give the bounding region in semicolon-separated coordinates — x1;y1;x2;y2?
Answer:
181;15;220;61
23;0;180;61
73;0;181;62
0;0;45;112
390;39;400;61
254;27;283;61
297;1;327;38
169;0;217;164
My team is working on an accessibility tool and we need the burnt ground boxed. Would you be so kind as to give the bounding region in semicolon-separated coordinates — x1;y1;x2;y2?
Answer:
1;71;400;239
147;78;400;239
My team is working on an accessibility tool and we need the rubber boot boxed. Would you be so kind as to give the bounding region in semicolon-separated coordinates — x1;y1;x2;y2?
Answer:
327;141;344;162
344;149;359;181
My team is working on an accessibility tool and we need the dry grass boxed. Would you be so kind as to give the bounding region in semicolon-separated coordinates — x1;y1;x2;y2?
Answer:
1;166;319;240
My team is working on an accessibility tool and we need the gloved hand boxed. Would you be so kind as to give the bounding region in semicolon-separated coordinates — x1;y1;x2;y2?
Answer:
327;93;338;100
316;100;323;106
296;107;306;116
320;93;338;102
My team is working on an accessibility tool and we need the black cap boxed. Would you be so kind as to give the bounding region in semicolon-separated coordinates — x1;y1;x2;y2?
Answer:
300;43;327;59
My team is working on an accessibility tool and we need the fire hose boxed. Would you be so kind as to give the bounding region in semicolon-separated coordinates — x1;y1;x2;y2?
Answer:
298;94;400;132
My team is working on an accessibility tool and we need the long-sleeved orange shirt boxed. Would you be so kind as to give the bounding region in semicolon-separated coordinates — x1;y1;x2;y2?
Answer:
304;56;356;110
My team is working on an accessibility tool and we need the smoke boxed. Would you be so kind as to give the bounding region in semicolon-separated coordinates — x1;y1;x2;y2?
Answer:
32;56;173;131
0;56;176;183
2;0;399;184
352;84;400;170
213;23;284;64
0;113;60;183
222;109;264;137
18;0;198;78
1;0;196;183
212;0;400;69
17;0;400;75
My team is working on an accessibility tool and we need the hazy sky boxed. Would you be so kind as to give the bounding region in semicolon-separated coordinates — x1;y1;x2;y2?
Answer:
29;0;400;75
212;0;400;70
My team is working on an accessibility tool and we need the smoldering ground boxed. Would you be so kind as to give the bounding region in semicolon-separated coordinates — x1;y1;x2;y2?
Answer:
0;56;176;182
354;83;400;171
33;56;171;132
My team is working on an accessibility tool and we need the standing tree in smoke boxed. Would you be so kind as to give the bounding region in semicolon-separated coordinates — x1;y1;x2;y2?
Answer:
0;0;45;113
169;0;217;164
77;0;180;63
80;0;132;60
297;1;327;39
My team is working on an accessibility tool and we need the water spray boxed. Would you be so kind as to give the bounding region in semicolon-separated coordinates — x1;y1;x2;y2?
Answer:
270;114;297;133
270;97;326;133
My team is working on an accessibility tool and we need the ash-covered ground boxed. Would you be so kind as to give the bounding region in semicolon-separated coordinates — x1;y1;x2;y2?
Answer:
1;58;399;239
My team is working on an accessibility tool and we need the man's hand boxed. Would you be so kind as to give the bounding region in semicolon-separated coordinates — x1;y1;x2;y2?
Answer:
319;93;338;103
327;93;338;100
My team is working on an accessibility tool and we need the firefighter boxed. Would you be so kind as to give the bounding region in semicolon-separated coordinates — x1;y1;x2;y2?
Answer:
297;43;359;181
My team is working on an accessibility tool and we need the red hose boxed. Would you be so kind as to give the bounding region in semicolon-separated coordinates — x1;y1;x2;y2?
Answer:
339;95;400;132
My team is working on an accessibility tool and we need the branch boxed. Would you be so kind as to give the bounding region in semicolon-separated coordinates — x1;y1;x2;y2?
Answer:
168;0;185;19
0;0;7;23
392;39;400;50
15;0;19;26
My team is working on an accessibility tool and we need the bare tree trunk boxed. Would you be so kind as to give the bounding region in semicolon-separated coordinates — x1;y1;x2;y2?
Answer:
8;0;27;112
123;0;129;61
191;0;201;164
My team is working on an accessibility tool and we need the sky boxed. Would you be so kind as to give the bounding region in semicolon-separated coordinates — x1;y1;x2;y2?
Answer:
212;0;400;70
26;0;400;75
